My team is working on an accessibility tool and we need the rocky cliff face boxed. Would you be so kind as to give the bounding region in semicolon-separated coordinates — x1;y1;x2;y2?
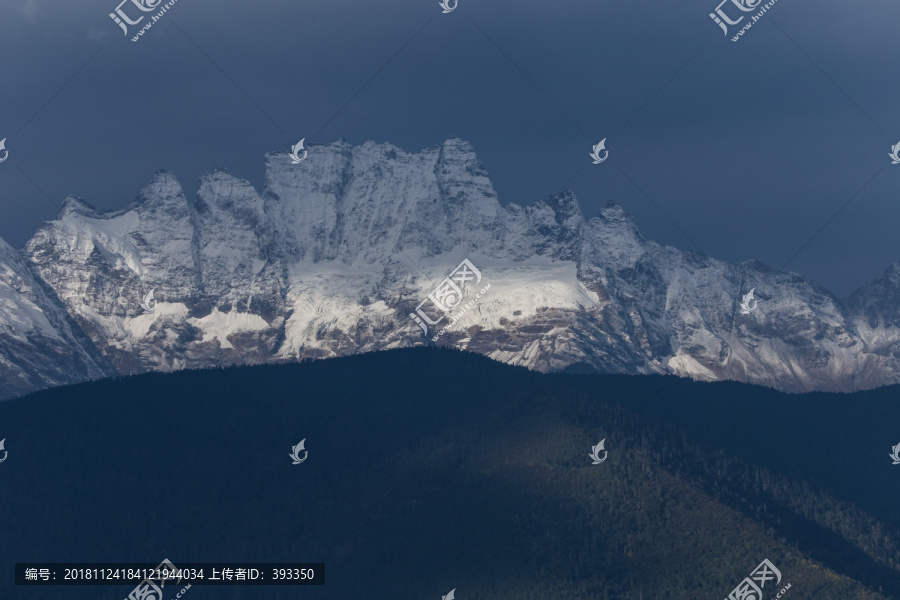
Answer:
1;138;899;399
0;237;109;399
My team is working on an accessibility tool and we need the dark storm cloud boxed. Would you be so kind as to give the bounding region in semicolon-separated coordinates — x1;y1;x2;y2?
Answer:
0;0;897;295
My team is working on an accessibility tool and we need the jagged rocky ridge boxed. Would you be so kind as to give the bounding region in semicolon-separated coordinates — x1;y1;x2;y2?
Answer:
1;138;899;400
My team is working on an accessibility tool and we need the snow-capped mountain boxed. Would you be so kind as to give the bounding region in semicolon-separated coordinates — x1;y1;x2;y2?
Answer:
2;138;900;400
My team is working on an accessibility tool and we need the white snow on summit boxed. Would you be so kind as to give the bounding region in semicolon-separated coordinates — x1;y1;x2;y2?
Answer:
1;138;900;399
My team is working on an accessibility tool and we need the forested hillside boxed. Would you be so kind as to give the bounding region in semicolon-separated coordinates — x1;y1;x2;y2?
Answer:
1;347;897;599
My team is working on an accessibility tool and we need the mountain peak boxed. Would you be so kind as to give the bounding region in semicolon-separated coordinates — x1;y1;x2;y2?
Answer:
531;190;585;235
441;137;474;151
598;200;629;220
132;171;190;217
547;189;581;213
591;201;644;244
57;196;97;219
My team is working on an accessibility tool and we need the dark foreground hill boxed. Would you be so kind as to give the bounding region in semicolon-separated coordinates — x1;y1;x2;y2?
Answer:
1;347;899;599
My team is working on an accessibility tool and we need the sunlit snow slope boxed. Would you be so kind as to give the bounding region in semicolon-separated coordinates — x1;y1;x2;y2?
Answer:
1;138;899;398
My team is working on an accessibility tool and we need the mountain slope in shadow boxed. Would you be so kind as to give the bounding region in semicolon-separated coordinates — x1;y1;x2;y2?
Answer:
1;347;898;599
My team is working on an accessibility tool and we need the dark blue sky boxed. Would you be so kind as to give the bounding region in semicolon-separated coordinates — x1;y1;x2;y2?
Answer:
0;0;897;296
